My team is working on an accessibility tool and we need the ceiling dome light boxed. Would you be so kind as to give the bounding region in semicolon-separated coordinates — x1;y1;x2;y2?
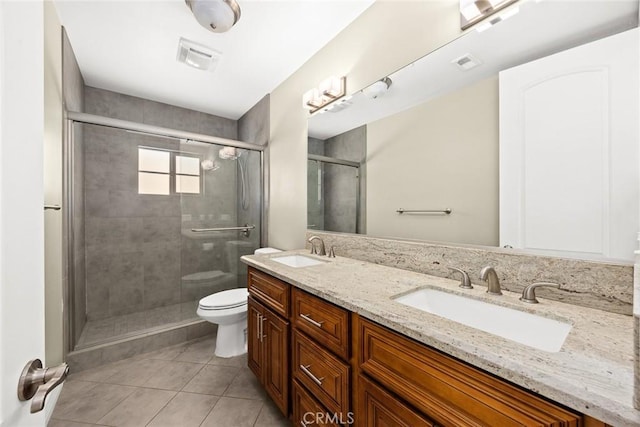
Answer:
362;77;392;100
185;0;241;33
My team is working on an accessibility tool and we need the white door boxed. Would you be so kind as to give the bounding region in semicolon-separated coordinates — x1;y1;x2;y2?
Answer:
0;1;49;426
500;28;639;261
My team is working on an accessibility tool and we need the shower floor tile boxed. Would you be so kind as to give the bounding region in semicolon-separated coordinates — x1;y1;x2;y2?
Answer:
52;336;290;427
77;301;199;348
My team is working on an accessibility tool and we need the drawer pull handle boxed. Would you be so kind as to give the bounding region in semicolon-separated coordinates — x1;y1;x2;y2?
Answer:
300;364;324;386
300;313;324;328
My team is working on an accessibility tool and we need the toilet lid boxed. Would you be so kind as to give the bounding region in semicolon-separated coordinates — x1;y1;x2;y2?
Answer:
199;288;248;310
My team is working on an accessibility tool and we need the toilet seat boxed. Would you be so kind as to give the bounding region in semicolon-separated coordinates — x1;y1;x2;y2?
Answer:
198;288;248;311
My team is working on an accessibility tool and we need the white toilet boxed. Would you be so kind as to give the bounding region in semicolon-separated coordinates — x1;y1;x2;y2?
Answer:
197;288;250;358
196;247;281;358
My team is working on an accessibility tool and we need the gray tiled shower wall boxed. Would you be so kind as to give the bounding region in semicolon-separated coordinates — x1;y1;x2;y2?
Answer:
82;87;251;321
308;125;366;234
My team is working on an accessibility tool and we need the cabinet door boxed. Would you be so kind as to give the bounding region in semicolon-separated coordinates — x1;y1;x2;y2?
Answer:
357;374;435;427
293;379;340;427
263;307;290;416
247;297;263;380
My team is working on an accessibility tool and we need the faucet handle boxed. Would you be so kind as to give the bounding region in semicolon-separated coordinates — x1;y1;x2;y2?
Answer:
448;267;473;289
520;282;560;304
307;236;317;254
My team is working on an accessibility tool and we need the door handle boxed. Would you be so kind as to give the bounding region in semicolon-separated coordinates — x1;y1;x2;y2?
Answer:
18;359;69;413
256;313;261;340
44;204;61;211
260;315;266;342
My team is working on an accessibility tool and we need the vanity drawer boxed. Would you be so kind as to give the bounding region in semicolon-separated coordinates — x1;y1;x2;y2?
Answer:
292;379;339;427
292;287;350;360
355;317;581;427
357;374;435;427
248;267;290;317
293;329;350;416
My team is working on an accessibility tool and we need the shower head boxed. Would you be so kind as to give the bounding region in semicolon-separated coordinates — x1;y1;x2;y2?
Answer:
219;146;241;160
201;159;220;171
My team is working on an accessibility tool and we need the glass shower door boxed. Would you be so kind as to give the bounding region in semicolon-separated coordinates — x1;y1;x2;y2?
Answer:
178;140;262;314
72;121;262;351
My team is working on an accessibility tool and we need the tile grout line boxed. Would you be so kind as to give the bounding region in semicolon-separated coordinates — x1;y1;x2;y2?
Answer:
143;387;180;427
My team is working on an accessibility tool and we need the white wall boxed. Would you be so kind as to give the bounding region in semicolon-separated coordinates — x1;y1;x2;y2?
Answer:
0;1;46;425
44;0;64;366
268;0;463;249
367;76;499;245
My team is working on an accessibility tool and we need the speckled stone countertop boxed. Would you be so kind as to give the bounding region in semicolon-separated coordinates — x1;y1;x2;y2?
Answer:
241;250;638;427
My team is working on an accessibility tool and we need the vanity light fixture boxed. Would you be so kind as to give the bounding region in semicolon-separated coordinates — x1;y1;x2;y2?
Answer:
475;6;520;32
460;0;518;30
302;76;347;114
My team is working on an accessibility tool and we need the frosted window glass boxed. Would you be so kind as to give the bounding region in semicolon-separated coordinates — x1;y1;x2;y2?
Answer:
176;155;200;175
139;172;170;195
176;175;200;194
139;148;170;173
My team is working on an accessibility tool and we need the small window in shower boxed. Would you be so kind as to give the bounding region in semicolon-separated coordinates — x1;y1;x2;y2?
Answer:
175;155;200;194
138;148;171;195
138;147;201;195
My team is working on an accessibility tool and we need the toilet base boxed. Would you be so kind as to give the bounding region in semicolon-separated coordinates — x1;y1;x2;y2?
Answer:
215;321;247;358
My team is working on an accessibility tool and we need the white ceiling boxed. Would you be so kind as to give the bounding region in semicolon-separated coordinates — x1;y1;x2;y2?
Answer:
308;0;639;140
54;0;374;120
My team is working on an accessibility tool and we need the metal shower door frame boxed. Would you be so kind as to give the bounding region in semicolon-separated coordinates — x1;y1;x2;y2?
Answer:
62;111;268;355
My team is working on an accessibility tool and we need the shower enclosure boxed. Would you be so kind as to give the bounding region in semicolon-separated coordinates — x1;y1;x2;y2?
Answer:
307;155;361;234
66;113;264;352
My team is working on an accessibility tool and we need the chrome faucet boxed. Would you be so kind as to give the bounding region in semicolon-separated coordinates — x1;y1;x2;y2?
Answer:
307;236;326;256
479;266;502;295
520;282;560;304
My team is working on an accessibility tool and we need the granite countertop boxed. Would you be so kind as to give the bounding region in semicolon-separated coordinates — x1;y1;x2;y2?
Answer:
241;250;639;427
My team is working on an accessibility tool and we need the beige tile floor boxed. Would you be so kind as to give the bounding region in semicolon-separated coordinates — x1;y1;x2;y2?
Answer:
50;336;290;427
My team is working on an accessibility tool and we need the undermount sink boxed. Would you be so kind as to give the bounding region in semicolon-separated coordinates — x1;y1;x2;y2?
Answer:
394;288;572;352
272;255;325;268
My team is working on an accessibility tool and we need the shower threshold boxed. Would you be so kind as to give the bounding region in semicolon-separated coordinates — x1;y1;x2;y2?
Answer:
75;300;200;350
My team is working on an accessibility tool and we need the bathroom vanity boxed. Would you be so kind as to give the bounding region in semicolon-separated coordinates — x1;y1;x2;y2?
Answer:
242;251;638;427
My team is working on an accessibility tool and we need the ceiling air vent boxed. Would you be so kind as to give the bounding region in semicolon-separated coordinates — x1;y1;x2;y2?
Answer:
176;38;221;72
452;53;482;71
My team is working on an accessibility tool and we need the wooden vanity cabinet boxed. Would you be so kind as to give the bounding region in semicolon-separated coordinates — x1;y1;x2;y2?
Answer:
291;287;352;424
354;316;582;427
357;373;435;427
247;268;290;416
246;268;611;427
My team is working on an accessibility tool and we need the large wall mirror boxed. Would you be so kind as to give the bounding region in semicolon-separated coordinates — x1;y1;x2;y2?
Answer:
307;0;639;262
